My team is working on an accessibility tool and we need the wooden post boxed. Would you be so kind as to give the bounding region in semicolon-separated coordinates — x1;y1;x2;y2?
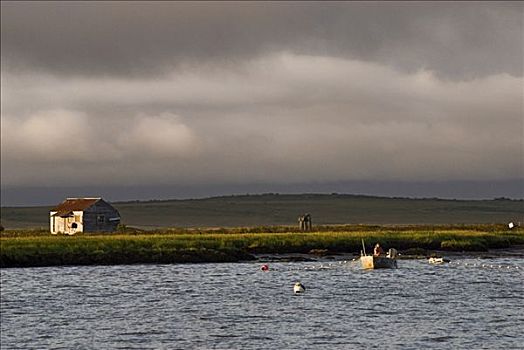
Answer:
305;214;312;231
298;215;305;231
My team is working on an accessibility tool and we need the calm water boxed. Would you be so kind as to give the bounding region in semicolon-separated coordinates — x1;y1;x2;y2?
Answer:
1;257;523;349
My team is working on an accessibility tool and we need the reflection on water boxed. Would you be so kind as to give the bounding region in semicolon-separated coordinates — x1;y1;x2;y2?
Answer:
1;258;523;349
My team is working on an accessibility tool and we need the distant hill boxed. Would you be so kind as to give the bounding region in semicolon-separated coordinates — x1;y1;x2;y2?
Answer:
1;193;523;229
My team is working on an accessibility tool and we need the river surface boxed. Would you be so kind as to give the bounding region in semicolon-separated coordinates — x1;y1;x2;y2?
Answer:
1;256;523;349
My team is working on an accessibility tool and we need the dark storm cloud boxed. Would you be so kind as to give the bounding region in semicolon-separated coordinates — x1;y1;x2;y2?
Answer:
2;54;522;187
1;1;522;78
1;2;523;204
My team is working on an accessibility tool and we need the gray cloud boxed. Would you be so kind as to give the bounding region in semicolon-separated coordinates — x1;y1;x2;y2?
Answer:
1;2;523;203
1;53;521;187
1;2;522;79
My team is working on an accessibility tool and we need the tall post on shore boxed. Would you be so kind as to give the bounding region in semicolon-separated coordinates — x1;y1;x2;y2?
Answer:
298;214;313;231
305;213;312;231
298;215;305;231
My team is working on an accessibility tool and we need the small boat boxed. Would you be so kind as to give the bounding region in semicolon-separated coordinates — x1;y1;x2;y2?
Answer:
428;257;450;264
360;255;398;269
360;240;398;269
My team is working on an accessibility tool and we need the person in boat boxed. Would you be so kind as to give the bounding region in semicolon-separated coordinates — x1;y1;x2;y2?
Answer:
373;243;384;256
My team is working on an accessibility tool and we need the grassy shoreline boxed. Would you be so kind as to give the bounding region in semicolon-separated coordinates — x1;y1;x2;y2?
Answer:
1;225;523;268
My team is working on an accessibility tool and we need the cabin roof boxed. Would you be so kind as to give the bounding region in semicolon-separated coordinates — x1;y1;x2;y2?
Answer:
51;198;101;215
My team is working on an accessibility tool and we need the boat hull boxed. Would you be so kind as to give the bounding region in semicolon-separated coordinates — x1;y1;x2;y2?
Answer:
361;256;398;269
428;257;450;264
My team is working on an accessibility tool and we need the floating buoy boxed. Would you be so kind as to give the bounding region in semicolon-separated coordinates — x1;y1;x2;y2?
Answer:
261;264;269;271
294;282;306;294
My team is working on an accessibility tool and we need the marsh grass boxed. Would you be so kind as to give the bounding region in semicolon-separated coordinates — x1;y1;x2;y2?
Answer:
2;225;523;267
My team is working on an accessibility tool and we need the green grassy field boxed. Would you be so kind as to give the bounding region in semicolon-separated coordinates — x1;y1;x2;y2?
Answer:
2;225;523;268
1;194;523;229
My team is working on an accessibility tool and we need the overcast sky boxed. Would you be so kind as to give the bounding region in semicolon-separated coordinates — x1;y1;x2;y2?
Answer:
1;1;523;205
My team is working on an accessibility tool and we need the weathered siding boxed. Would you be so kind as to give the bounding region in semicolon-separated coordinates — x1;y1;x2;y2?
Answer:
74;211;84;232
50;211;57;234
50;211;84;235
82;200;120;232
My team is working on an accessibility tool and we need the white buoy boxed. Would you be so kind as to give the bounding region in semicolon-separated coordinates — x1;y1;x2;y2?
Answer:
294;282;306;294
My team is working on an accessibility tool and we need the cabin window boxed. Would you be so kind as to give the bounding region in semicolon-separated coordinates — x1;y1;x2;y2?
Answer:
75;215;81;222
71;223;78;229
97;215;105;224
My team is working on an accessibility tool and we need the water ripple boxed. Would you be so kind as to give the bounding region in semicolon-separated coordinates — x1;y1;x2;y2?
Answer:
2;258;524;349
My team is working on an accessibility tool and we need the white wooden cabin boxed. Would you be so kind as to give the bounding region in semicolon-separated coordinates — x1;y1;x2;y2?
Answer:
50;198;120;235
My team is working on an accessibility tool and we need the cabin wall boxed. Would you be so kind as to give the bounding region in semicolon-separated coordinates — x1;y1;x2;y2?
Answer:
50;214;83;235
50;211;57;233
69;211;84;234
51;216;68;234
83;200;120;232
